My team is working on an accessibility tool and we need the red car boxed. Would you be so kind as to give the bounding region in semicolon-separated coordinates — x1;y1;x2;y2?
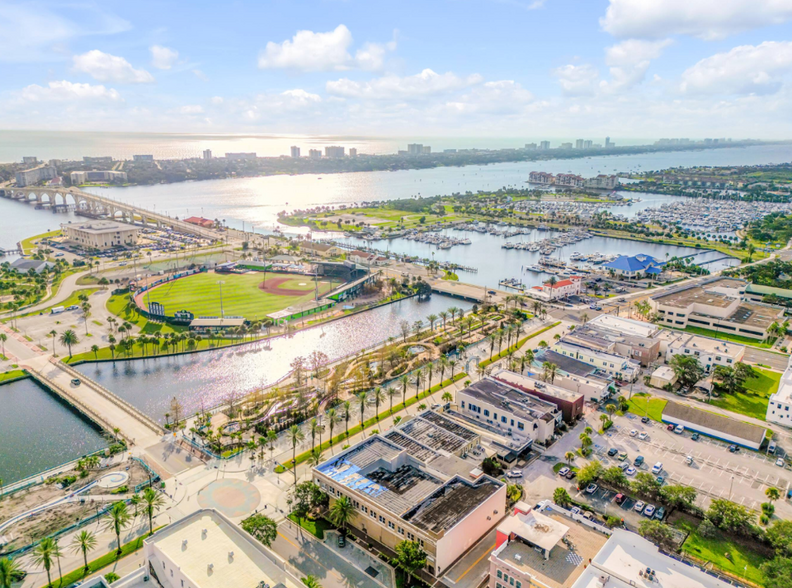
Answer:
614;493;626;505
666;424;675;431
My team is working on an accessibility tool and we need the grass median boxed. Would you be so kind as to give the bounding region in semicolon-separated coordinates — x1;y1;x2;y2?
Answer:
479;321;561;368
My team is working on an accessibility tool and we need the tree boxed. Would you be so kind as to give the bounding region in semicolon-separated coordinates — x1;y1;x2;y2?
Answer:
553;487;572;508
329;495;355;535
600;466;629;490
395;540;427;580
169;396;184;429
309;418;320;454
767;486;781;504
762;557;792;588
506;484;523;503
670;354;705;389
142;487;165;535
31;537;60;588
70;530;98;572
327;408;340;446
59;329;80;359
400;320;411;343
576;461;603;488
372;387;386;421
0;333;6;358
706;499;754;534
267;429;278;464
0;556;22;588
564;451;575;466
287;425;305;486
659;485;697;513
104;501;131;555
341;401;352;438
302;575;323;588
766;520;792;556
632;472;662;498
241;514;278;546
638;520;676;549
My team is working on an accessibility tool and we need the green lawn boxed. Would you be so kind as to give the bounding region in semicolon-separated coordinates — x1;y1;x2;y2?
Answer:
106;293;186;335
20;229;61;254
674;519;767;586
287;514;334;539
143;272;335;321
19;287;102;318
0;369;27;384
709;368;780;421
682;325;776;349
627;393;667;421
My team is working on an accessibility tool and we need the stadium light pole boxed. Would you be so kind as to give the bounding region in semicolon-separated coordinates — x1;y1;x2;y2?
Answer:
217;280;225;318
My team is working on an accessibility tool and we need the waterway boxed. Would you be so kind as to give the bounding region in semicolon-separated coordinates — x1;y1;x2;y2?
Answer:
0;197;78;253
73;295;472;423
0;378;107;484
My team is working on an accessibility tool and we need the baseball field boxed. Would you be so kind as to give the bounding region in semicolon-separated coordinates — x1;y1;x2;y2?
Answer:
138;271;336;320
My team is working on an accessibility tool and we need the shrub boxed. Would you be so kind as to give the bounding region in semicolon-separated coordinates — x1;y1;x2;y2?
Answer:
105;572;120;583
761;514;770;525
698;518;717;538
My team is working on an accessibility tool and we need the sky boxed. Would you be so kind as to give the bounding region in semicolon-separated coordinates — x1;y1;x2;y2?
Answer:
2;0;792;139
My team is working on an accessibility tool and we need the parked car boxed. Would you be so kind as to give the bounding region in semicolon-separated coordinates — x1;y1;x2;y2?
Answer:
638;432;648;441
654;506;666;520
585;484;598;494
337;534;346;548
768;441;777;454
614;493;626;504
558;467;570;477
506;469;523;479
651;462;663;475
667;424;676;431
626;466;637;476
641;417;650;424
629;429;638;437
67;305;79;311
634;455;644;466
777;458;785;468
691;433;700;441
729;445;740;453
634;501;645;513
685;455;694;465
618;451;628;461
607;448;619;457
570;507;581;515
644;505;656;517
565;469;577;480
656;476;665;485
674;425;685;434
618;461;630;471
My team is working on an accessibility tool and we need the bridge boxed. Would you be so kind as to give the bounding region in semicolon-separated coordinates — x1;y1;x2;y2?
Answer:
0;186;223;240
21;355;164;448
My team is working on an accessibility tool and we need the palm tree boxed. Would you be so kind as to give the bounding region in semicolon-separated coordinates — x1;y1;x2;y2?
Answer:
287;425;305;486
309;418;320;454
427;314;438;332
564;451;575;466
439;310;449;330
31;537;59;587
449;359;457;379
59;329;79;359
302;575;323;588
49;329;57;356
605;404;617;419
307;450;324;469
414;368;423;403
766;486;781;504
141;486;165;535
441;391;453;404
267;429;278;464
328;495;355;536
0;556;22;588
104;501;131;555
386;386;398;416
341;400;352;438
70;530;98;573
326;408;340;447
400;374;409;408
372;387;386;421
91;344;99;359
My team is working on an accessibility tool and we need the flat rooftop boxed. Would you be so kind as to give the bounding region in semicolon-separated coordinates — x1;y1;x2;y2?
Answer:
663;400;767;446
727;301;783;329
492;370;584;403
398;412;476;454
62;220;137;234
403;476;502;534
461;378;559;423
672;334;744;359
587;314;659;339
146;510;298;588
534;350;608;381
493;511;608;588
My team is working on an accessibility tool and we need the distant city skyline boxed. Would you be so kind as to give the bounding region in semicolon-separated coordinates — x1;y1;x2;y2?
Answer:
2;0;792;137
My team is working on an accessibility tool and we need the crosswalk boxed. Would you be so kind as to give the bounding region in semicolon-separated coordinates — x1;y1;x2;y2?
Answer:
566;553;584;566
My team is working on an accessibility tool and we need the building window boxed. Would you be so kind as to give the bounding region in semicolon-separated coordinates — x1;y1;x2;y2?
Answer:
380;516;385;523
518;422;524;430
510;578;514;586
484;409;490;417
388;521;395;529
497;571;503;580
398;527;405;535
461;402;465;409
501;416;507;423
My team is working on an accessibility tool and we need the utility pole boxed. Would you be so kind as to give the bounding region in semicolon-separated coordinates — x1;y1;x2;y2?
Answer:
217;280;225;318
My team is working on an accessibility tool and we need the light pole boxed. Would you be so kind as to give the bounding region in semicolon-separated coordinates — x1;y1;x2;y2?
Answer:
729;475;735;500
217;280;225;318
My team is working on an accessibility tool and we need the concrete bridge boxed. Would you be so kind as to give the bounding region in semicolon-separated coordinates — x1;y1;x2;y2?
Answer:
21;355;164;448
0;186;222;240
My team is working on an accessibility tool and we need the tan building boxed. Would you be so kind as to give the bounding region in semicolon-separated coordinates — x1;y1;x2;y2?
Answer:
313;411;506;577
301;241;341;258
61;220;139;250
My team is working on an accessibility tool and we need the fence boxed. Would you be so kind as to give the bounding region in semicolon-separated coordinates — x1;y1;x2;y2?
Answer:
132;457;161;492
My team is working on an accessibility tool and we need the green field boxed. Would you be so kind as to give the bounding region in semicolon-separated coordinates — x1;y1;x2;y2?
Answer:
143;272;335;320
710;367;781;420
627;393;668;421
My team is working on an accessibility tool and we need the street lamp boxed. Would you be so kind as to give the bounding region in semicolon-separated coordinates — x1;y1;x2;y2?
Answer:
216;280;225;318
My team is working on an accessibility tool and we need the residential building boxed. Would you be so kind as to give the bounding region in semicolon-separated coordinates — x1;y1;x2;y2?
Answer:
202;149;212;160
571;528;736;588
308;149;322;159
69;170;127;183
524;143;537;150
539;141;551;150
83;156;113;166
314;413;506;577
15;165;57;187
120;508;303;588
650;277;783;340
560;142;573;149
575;139;585;149
602;254;663;278
225;152;256;160
569;315;661;366
527;276;583;301
552;341;640;382
61;220;140;250
490;500;610;588
407;143;428;155
528;171;554;185
583;140;593;148
133;154;154;162
300;241;340;258
325;146;345;158
349;147;358;157
456;378;561;446
665;333;745;373
22;156;38;165
554;174;585;188
768;355;792;427
491;370;584;423
584;175;619;190
605;136;612;148
290;146;301;158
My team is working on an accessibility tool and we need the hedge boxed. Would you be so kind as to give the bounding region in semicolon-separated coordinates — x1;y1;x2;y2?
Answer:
275;372;468;473
479;322;561;368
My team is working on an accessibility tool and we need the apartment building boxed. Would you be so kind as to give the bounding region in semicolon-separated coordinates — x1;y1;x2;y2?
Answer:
313;411;505;577
325;146;345;158
555;173;585;188
490;370;584;423
70;170;127;184
665;333;745;373
584;174;619;190
650;277;783;340
15;165;57;187
552;340;640;382
528;171;554;185
301;241;341;257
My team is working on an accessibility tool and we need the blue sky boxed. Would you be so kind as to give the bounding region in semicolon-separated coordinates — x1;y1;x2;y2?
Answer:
2;0;792;138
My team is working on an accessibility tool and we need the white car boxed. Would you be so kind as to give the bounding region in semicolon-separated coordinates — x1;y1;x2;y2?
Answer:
644;504;656;517
618;461;630;471
585;484;598;494
629;429;638;437
674;425;685;434
638;432;648;441
558;467;570;477
507;470;522;479
777;458;786;468
570;506;581;515
626;466;637;476
634;501;645;513
651;462;663;475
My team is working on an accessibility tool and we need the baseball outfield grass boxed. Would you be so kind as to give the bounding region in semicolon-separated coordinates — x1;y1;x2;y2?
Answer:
141;271;335;320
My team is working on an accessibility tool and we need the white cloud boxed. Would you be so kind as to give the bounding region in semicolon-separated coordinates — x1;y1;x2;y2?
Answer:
19;80;121;102
193;69;209;81
552;64;600;95
281;89;322;104
0;4;130;63
680;41;792;95
601;0;792;40
258;24;394;72
178;105;204;115
327;69;482;99
445;80;534;114
150;45;179;69
600;38;672;91
73;50;154;84
211;96;224;105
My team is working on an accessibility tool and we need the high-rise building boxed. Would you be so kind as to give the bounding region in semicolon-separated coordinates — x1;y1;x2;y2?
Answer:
407;143;424;155
560;142;573;149
22;156;38;165
308;149;322;159
15;165;57;187
349;147;357;157
583;140;593;148
133;154;154;162
575;139;585;149
605;136;612;148
539;141;551;150
524;143;537;150
290;146;301;158
203;149;212;160
325;146;345;158
421;145;431;154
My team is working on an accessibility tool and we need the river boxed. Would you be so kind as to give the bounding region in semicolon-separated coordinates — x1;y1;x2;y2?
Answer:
0;378;107;484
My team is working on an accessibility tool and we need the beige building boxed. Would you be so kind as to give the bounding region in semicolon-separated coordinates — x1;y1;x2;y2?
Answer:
61;220;139;250
313;411;506;577
665;333;745;373
301;241;341;258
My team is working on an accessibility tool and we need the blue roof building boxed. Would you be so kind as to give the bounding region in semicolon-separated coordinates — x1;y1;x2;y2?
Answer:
602;254;664;278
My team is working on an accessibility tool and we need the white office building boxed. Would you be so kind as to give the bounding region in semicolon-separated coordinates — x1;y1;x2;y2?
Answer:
61;220;140;250
552;341;640;382
768;355;792;427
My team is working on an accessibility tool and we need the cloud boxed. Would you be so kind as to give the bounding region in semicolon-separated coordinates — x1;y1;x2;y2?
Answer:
73;50;154;83
552;64;600;95
150;45;179;70
178;105;204;115
600;38;672;91
680;41;792;95
19;80;121;102
258;24;394;72
235;89;323;122
445;80;534;115
601;0;792;40
193;69;209;81
0;3;130;63
211;96;224;105
327;69;482;99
